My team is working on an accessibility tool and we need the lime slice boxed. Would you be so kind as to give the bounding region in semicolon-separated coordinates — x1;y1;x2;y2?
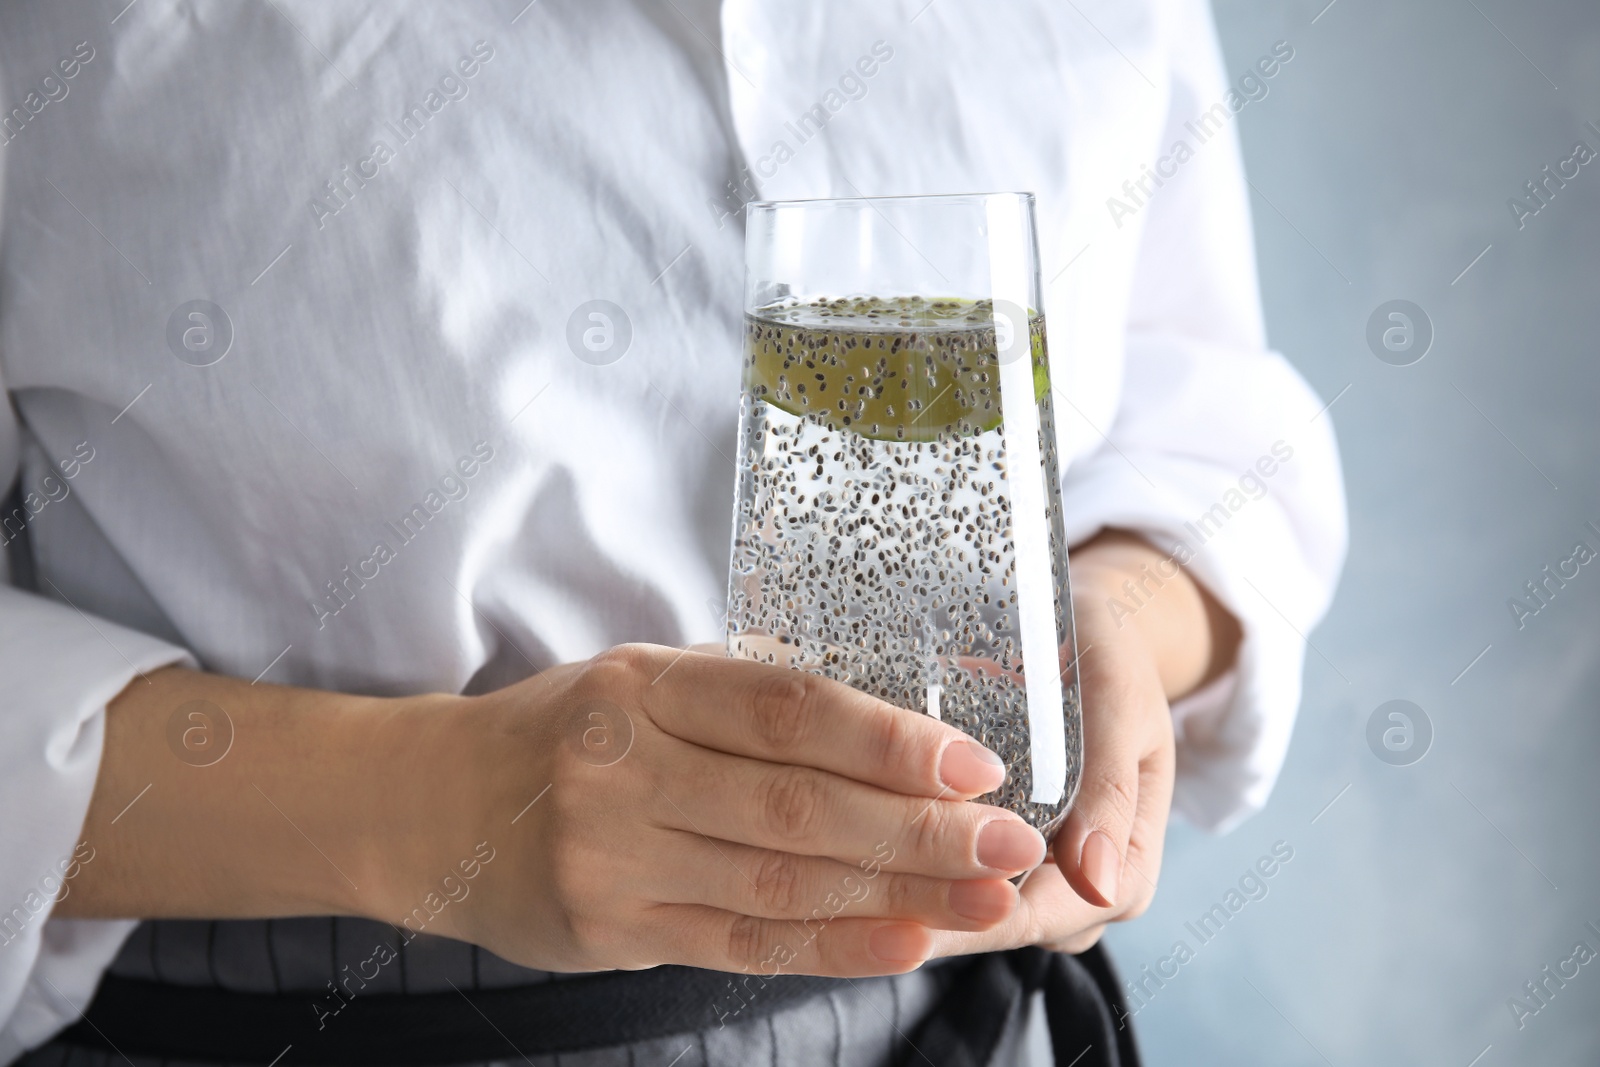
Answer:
744;296;1050;443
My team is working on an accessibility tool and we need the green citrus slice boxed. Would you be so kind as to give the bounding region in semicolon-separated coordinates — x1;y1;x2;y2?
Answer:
744;296;1050;443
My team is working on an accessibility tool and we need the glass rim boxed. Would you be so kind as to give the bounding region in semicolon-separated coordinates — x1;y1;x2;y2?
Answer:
744;190;1036;212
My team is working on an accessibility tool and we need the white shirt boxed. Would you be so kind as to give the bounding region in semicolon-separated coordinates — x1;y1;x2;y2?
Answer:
0;0;1346;1056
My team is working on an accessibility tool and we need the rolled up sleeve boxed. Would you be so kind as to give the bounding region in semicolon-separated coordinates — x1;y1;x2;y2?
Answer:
0;589;196;1061
1059;0;1348;831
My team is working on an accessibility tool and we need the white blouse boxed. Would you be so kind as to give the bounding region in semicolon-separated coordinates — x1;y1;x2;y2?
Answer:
0;0;1345;1056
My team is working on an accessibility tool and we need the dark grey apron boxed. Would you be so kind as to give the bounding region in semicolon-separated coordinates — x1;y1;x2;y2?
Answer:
21;916;1140;1066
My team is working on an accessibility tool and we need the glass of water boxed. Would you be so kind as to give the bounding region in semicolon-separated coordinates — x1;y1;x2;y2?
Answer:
725;192;1082;842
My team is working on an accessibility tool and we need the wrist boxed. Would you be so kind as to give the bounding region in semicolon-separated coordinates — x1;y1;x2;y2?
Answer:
65;669;413;920
208;681;414;922
1070;532;1190;646
1070;529;1239;700
346;690;484;931
63;665;500;927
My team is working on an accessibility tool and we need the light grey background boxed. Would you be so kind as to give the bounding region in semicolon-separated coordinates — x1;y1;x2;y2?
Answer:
1100;1;1600;1064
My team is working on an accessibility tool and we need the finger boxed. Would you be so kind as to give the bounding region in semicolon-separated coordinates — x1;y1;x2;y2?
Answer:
599;645;1006;798
925;857;1105;959
643;903;934;977
1093;738;1175;923
650;734;1045;879
657;832;1018;931
1056;652;1173;909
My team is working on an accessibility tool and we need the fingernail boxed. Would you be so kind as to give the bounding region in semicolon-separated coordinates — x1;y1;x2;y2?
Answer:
939;741;1005;793
1080;830;1121;907
869;923;931;963
948;879;1016;923
976;820;1045;873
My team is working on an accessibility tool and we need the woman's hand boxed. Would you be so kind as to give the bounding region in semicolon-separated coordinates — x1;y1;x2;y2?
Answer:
926;531;1240;959
407;646;1044;976
66;648;1048;980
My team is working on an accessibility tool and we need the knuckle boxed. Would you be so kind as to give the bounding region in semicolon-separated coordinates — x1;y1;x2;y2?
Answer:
759;766;828;842
582;644;653;692
548;843;611;953
747;672;816;752
725;913;768;967
547;832;592;904
749;850;805;915
865;706;915;779
907;798;956;862
881;872;918;918
1085;768;1139;830
564;906;605;954
543;779;590;831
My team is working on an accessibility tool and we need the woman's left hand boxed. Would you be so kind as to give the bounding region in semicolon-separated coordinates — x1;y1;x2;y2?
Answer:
928;531;1235;958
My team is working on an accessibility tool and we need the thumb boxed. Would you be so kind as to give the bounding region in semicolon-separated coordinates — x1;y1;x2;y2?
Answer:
1054;654;1152;909
1056;748;1138;909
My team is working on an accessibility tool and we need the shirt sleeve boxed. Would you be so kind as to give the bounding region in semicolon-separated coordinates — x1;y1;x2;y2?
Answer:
0;195;196;1063
1057;0;1348;832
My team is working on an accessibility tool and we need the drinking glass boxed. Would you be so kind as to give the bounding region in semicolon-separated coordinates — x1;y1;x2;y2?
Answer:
726;192;1081;843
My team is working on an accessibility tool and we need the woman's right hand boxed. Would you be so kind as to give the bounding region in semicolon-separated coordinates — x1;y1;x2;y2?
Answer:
66;647;1044;980
394;644;1046;977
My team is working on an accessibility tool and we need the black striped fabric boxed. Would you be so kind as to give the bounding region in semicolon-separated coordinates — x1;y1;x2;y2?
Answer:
111;919;545;995
31;918;959;1066
25;920;1137;1065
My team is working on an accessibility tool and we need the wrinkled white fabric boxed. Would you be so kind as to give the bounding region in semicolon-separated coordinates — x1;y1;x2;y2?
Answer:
0;0;1344;1056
